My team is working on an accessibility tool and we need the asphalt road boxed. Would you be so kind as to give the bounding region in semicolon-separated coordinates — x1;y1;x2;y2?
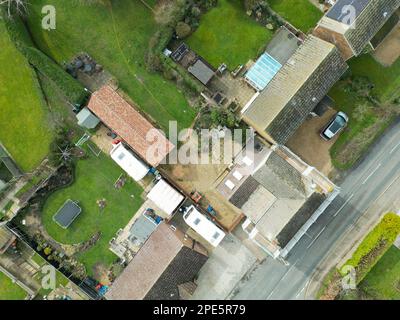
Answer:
231;121;400;300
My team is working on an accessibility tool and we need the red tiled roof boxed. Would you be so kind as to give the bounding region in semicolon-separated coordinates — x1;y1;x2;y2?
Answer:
87;86;174;167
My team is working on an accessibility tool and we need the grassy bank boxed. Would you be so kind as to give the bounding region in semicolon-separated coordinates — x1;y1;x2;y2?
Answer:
26;0;196;132
0;19;53;172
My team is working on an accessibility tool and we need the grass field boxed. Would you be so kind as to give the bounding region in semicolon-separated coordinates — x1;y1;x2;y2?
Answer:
0;20;53;172
360;245;400;299
269;0;323;33
187;0;273;69
0;271;27;300
329;54;400;169
41;145;144;275
26;0;196;132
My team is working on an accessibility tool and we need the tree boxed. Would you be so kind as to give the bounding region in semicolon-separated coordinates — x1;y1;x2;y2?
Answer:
175;21;192;39
0;0;27;17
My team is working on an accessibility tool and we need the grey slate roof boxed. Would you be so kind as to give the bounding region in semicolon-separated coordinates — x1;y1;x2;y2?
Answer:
229;176;260;209
243;35;348;144
326;0;370;22
276;193;326;248
188;59;214;85
344;0;400;55
252;152;306;199
326;0;400;56
144;247;208;300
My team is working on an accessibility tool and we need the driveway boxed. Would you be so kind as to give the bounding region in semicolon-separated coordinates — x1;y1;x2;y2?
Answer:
192;234;256;300
286;108;338;176
373;23;400;67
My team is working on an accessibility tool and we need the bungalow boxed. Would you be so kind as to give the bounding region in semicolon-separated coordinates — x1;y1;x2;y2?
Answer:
105;223;208;300
314;0;400;60
87;85;175;167
217;137;339;258
241;35;348;145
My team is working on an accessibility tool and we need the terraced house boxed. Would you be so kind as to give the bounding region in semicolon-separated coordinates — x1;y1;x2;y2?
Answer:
314;0;400;60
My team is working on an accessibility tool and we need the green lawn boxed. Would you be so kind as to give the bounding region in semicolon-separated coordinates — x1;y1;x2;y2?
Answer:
187;0;273;69
0;271;27;300
347;54;400;102
0;20;53;172
360;245;400;299
41;145;144;275
329;54;400;169
269;0;323;33
26;0;196;132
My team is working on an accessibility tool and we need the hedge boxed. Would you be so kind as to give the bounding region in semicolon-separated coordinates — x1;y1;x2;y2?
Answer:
2;11;87;105
19;46;87;105
341;213;400;283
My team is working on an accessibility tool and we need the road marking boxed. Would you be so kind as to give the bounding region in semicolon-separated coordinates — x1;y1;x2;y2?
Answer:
295;284;307;299
307;227;326;249
333;194;354;217
361;163;382;185
265;259;299;300
389;141;400;154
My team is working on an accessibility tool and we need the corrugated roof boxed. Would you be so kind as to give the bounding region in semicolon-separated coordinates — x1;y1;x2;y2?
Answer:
87;86;175;167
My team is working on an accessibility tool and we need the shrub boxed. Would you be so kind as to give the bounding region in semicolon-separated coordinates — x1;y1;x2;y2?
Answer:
175;21;192;38
342;213;400;283
44;247;52;256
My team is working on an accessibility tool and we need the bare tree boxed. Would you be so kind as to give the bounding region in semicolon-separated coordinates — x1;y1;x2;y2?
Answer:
0;0;28;17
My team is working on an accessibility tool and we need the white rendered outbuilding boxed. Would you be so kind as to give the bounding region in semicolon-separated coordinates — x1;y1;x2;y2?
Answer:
110;143;149;181
183;205;226;247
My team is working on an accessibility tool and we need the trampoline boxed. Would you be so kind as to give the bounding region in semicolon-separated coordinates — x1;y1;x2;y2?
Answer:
53;200;82;229
245;53;282;91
